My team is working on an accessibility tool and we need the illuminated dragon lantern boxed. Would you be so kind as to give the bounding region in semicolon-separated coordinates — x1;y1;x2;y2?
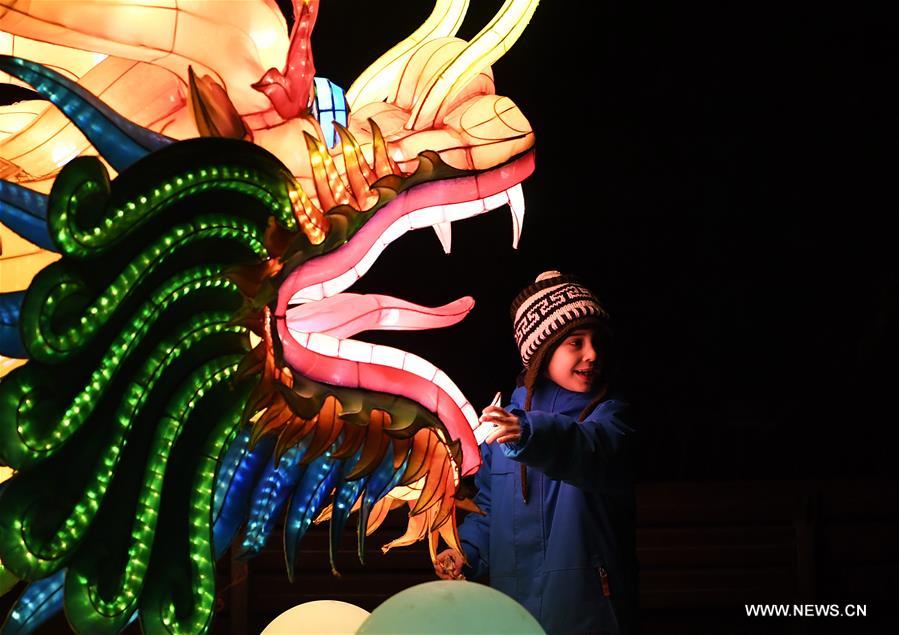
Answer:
0;0;537;632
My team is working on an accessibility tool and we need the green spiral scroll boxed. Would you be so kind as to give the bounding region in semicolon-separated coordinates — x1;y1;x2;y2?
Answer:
0;138;299;634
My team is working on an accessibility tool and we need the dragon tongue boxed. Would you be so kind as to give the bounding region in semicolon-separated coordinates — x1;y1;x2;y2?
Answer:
286;293;474;339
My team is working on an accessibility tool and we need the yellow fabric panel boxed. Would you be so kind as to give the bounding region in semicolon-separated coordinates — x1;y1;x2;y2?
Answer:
0;225;60;292
0;356;26;379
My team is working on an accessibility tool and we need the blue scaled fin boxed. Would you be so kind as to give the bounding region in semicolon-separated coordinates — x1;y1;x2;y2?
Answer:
0;183;53;252
0;292;26;358
212;433;275;559
327;448;368;576
0;570;64;635
357;447;411;564
240;443;308;557
283;447;343;581
0;56;173;171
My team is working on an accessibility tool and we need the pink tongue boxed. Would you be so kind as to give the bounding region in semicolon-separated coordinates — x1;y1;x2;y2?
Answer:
285;293;474;338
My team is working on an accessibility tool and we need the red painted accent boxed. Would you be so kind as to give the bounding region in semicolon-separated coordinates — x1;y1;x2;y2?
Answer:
253;0;319;119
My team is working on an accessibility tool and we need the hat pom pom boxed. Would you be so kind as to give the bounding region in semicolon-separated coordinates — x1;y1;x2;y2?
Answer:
535;270;562;283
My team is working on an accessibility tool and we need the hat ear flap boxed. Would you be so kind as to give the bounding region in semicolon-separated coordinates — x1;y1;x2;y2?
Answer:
522;357;543;411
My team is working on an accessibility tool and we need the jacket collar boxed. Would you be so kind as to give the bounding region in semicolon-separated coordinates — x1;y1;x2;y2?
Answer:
514;379;600;419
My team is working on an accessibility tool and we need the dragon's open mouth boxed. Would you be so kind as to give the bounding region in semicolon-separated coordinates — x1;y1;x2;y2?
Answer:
0;1;548;631
276;150;534;477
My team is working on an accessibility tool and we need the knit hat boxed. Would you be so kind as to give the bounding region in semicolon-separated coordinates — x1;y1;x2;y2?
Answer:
510;271;609;409
511;271;608;366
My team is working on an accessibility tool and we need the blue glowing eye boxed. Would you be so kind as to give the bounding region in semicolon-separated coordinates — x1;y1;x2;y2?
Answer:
311;77;349;148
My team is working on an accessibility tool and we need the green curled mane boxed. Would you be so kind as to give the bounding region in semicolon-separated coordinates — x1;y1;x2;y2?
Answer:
0;138;298;634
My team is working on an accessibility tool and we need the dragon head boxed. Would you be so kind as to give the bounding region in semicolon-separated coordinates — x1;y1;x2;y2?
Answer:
0;1;537;632
193;0;537;551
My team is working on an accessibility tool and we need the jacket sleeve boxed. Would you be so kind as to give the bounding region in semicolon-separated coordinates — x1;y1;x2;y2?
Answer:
500;399;633;491
457;442;492;579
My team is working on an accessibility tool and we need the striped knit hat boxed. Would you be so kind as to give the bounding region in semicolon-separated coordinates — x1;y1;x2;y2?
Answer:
511;271;609;410
511;271;608;369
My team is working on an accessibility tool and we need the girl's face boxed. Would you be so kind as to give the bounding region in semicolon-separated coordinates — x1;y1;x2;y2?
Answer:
545;327;599;392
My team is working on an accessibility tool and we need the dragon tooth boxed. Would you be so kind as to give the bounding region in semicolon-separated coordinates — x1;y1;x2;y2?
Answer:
483;190;509;212
355;240;386;277
287;328;310;347
402;353;438;382
408;205;445;229
371;345;405;369
432;370;466;407
380;215;411;247
306;332;340;357
443;198;487;222
289;283;324;303
337;338;373;364
432;221;452;254
321;268;359;298
507;183;525;249
460;402;478;431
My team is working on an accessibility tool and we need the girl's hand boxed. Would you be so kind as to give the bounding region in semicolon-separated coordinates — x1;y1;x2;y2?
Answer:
480;406;522;445
434;548;466;580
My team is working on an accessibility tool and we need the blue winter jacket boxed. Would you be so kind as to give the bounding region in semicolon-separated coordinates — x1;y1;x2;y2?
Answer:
458;380;637;635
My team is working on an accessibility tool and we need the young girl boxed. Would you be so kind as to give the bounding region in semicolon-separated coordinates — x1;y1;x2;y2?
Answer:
435;271;638;635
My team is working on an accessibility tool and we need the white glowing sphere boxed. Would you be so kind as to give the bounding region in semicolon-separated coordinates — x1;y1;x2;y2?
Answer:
260;600;370;635
356;581;545;634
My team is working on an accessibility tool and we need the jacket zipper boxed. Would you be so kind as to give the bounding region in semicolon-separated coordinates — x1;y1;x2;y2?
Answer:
520;464;528;504
598;566;611;597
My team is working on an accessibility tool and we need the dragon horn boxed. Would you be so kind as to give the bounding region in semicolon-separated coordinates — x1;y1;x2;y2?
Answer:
346;0;470;109
407;0;540;130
